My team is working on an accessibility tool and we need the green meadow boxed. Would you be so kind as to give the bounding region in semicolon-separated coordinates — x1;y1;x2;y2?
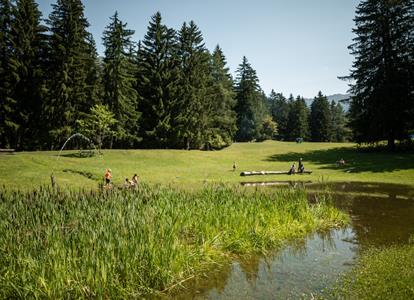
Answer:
1;141;414;189
1;141;414;298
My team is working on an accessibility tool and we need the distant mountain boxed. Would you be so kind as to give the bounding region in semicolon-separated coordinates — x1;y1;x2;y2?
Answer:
304;93;351;111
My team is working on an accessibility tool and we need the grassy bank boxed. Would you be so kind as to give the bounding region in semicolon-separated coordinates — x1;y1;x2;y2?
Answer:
329;240;414;299
0;185;347;298
1;141;414;189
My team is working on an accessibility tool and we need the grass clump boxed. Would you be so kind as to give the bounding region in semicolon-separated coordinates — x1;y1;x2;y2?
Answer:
329;240;414;299
0;184;347;298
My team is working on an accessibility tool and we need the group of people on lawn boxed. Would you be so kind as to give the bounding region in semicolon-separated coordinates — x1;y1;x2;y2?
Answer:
104;169;139;188
288;158;305;175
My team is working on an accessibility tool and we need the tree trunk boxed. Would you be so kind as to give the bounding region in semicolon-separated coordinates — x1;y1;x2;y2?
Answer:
387;135;395;152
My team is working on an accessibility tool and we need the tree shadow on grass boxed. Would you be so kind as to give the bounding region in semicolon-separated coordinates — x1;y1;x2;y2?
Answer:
265;146;414;173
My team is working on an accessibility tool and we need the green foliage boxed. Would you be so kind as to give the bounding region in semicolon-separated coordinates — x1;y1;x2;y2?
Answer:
0;0;17;148
0;185;347;298
348;0;414;150
234;56;268;141
259;115;278;141
175;21;212;149
329;101;352;142
330;242;414;299
310;91;332;142
76;104;117;150
45;0;100;149
136;12;178;148
286;95;309;141
102;12;140;147
8;0;48;150
268;90;289;140
206;45;237;149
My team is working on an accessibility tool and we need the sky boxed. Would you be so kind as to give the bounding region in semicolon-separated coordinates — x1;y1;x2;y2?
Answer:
37;0;360;98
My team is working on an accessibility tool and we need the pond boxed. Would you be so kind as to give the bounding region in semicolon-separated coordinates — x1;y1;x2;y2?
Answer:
174;182;414;299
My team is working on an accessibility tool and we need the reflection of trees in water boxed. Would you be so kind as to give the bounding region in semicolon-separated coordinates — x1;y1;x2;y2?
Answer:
330;187;414;249
171;262;232;299
238;255;261;284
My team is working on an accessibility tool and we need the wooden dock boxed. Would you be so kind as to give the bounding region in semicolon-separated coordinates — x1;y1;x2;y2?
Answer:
240;170;312;176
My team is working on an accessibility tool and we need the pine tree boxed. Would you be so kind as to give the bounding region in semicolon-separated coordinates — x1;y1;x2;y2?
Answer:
207;45;237;148
8;0;48;150
102;12;140;147
45;0;98;149
136;12;178;148
0;0;16;148
310;91;332;142
286;95;309;141
175;21;212;149
348;0;414;150
330;101;351;142
234;56;266;141
268;90;289;140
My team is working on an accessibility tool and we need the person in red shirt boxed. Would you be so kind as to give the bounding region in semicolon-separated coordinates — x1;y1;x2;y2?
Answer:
104;169;112;185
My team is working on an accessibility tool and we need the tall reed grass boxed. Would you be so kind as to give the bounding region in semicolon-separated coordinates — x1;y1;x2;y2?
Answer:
0;184;347;298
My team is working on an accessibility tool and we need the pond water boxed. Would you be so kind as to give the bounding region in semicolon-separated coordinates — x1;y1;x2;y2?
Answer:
175;182;414;299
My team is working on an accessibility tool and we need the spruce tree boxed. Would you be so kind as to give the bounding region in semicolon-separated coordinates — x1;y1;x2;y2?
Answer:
268;90;289;140
175;21;211;149
136;12;178;148
45;0;98;149
310;91;332;142
208;45;237;148
330;101;351;142
0;0;16;148
234;56;266;141
8;0;48;149
348;0;414;150
286;95;309;141
102;12;140;147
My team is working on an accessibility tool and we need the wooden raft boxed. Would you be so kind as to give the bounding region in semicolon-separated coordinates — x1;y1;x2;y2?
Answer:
240;170;312;176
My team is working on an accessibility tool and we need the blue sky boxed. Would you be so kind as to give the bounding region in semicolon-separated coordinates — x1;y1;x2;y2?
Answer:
37;0;360;98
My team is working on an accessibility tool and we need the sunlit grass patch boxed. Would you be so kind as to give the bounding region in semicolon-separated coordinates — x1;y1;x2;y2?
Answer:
328;238;414;299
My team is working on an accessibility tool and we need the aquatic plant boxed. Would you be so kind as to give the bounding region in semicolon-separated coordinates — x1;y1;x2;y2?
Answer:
329;240;414;300
0;184;347;298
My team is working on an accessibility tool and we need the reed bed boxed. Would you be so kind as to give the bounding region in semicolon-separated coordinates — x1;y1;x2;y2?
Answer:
0;184;347;298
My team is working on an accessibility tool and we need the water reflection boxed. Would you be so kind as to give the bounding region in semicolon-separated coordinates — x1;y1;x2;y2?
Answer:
176;182;414;299
206;228;356;299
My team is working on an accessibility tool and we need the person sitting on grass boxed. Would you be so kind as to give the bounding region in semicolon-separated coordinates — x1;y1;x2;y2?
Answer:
288;163;296;175
337;158;346;166
124;178;131;189
298;158;305;173
132;174;139;185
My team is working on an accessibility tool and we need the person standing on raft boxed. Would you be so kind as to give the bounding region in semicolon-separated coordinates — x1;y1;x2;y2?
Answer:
298;158;305;173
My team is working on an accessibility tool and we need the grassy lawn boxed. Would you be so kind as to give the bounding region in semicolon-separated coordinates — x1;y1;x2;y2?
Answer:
1;141;414;189
329;241;414;299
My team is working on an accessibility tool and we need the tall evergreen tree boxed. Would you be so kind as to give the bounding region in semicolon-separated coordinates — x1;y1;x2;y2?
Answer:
45;0;99;149
348;0;414;150
286;95;309;141
102;12;139;147
268;90;289;140
0;0;16;148
310;91;332;142
8;0;48;149
136;12;178;148
175;21;211;149
207;45;237;148
234;56;266;141
330;101;351;142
